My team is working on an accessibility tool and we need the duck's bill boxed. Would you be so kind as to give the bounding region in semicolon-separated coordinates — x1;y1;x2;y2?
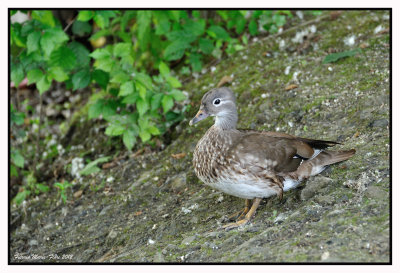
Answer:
189;109;209;126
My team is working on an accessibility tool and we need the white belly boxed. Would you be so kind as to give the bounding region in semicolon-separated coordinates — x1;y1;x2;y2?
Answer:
206;178;301;199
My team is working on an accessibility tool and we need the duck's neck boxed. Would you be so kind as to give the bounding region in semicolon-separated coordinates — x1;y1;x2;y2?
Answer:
214;110;238;130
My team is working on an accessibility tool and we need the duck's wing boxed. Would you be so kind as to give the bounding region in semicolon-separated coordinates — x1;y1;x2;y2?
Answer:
230;131;341;173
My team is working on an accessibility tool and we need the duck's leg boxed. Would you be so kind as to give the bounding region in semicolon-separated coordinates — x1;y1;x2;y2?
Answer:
222;198;262;230
228;199;251;221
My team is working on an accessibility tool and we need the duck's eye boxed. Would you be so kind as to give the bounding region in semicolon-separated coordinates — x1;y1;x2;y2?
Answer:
213;98;221;105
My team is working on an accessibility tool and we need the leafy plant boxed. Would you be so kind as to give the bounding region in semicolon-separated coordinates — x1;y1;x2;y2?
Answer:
13;172;50;205
54;180;73;204
10;104;26;178
322;48;362;64
11;10;295;153
11;10;91;93
80;156;110;176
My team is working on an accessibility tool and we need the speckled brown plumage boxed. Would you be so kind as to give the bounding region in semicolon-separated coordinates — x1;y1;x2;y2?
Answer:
190;87;355;230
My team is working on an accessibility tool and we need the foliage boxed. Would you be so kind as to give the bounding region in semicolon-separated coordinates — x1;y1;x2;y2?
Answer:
54;180;73;204
322;48;362;64
80;156;110;176
10;104;26;178
10;9;297;205
10;10;294;153
13;172;50;205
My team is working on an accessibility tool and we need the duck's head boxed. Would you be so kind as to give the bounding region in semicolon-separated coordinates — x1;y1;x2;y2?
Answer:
189;87;238;129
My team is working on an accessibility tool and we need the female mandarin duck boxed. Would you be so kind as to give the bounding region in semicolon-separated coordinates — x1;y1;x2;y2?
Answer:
190;87;355;230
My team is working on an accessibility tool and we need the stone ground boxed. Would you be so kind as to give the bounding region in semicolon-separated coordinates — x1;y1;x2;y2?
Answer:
10;10;390;263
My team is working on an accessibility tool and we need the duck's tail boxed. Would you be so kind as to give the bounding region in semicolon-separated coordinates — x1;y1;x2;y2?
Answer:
291;149;356;181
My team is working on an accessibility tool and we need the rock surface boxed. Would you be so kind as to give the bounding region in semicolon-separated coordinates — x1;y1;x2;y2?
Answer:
10;10;390;263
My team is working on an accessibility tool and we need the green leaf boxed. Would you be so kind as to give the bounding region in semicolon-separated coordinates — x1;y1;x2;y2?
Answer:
119;81;134;96
60;192;67;203
147;125;160;135
192;10;201;18
252;10;263;19
11;62;24;88
50;46;77;71
165;111;183;122
92;69;109;89
136;82;147;100
91;49;114;72
90;48;111;59
10;165;18;177
94;57;115;72
11;23;26;47
154;12;171;35
249;19;258;35
89;98;117;119
161;94;174;113
89;29;111;41
122;93;139;104
322;49;362;64
169;89;186;101
14;189;30;205
207;25;230;40
80;156;110;176
68;41;90;68
123;129;136;150
110;70;130;84
199;38;214;54
234;44;245;51
268;24;278;34
120;10;136;31
89;99;116;119
189;53;202;72
27;69;43;85
77;10;95;21
138;116;148;130
105;123;125;136
137;10;152;51
36;183;50;193
159;61;170;77
235;17;246;34
113;42;132;58
93;10;117;29
37;75;51;94
48;66;69;82
166;76;182;88
27;31;41;54
72;68;91;90
273;14;286;27
139;129;151;143
134;73;153;90
168;10;182;22
217;10;229;20
11;150;24;168
31;10;55;27
164;40;190;61
54;182;62;189
311;10;323;16
166;30;197;43
242;35;248;45
72;20;92;36
183;20;205;37
88;100;103;119
11;106;25;125
136;98;149;116
40;28;69;57
151;93;163;110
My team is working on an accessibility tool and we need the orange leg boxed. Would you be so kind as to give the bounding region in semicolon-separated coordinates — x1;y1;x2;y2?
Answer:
222;198;262;230
228;199;251;221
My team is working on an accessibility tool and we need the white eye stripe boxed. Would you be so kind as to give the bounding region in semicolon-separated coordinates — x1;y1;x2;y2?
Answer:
213;98;233;107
